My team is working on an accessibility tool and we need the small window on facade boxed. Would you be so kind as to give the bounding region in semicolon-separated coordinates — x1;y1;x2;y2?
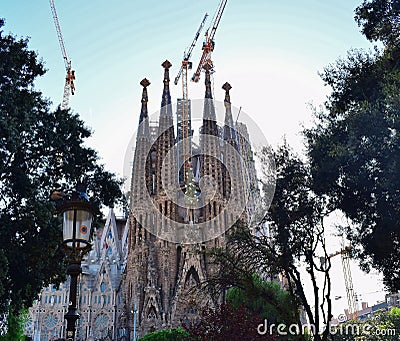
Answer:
95;296;97;304
100;282;106;293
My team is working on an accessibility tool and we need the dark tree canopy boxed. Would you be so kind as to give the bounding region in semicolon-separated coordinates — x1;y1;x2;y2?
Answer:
305;3;400;291
355;0;400;47
0;19;123;315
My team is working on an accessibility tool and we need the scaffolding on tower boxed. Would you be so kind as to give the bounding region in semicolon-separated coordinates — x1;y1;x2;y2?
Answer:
175;13;208;185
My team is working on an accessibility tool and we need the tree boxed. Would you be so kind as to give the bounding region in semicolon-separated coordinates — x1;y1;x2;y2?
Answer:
138;328;190;341
0;309;28;341
206;144;333;341
355;0;400;48
0;19;123;318
226;273;298;326
304;2;400;291
184;302;274;341
332;307;400;340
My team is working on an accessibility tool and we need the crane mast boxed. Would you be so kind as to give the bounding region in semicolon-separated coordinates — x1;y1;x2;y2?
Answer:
192;0;227;82
321;244;359;321
175;13;208;184
49;0;75;110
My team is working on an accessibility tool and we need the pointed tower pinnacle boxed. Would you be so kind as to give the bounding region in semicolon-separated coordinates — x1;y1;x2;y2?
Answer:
156;60;176;197
204;62;213;99
222;82;236;142
202;61;216;122
138;78;150;137
161;60;172;111
131;78;152;210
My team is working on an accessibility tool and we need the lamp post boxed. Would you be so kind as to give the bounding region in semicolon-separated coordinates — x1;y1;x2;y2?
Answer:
55;184;96;341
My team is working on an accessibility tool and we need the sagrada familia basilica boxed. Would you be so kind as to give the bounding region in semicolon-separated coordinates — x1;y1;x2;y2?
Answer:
25;61;259;340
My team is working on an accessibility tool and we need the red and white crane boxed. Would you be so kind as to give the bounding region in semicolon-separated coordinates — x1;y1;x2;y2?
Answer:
49;0;75;110
192;0;227;82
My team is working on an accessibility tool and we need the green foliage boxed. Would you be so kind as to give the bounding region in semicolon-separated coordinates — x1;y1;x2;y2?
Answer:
138;328;190;341
332;307;400;340
355;0;400;48
0;308;28;341
226;273;298;326
305;3;400;291
0;19;123;316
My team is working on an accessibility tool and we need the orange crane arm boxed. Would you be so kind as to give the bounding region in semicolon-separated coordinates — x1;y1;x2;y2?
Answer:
192;0;227;82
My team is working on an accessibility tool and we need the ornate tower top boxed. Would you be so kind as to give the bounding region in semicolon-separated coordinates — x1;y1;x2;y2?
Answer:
138;78;150;137
203;62;213;100
202;61;216;122
161;60;172;111
222;82;236;142
222;82;232;98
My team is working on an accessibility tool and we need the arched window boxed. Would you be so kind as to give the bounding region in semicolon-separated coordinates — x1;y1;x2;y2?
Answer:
100;282;106;293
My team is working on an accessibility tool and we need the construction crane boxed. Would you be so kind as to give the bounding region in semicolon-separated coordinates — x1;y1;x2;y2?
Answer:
321;244;359;321
174;13;208;184
49;0;75;110
192;0;227;82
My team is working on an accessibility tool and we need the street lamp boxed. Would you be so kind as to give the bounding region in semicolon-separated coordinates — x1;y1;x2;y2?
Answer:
54;183;96;341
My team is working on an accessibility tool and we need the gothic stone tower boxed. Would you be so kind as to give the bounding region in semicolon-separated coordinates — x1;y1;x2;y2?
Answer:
124;60;248;337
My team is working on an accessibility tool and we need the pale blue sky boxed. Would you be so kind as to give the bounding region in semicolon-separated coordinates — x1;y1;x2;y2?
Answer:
2;0;384;317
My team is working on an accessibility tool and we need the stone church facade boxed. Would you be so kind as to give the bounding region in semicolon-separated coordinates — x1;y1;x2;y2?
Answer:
25;210;129;340
123;60;252;337
26;60;257;340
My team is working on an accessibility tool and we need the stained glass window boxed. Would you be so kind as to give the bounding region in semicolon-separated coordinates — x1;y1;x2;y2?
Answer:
43;313;58;329
95;313;109;329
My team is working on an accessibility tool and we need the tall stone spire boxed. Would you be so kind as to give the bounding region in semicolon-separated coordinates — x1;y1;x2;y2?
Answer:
200;62;223;222
204;62;213;100
137;78;150;138
131;78;151;203
160;60;172;119
221;82;243;201
156;60;177;198
222;82;237;143
202;62;217;122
